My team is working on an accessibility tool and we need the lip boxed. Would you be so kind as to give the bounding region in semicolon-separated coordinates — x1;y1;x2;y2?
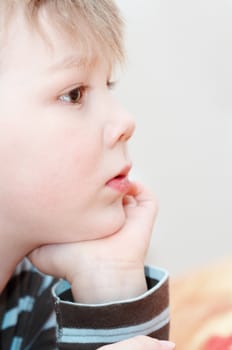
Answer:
106;164;132;193
117;164;132;177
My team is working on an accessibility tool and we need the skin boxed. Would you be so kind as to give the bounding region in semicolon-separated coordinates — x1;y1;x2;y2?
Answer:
0;7;136;288
98;336;175;350
0;6;175;350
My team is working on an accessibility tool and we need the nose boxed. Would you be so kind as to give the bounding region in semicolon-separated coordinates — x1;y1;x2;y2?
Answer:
104;105;136;148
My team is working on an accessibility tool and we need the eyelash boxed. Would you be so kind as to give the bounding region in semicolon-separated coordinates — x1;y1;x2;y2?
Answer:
59;86;87;105
58;81;116;106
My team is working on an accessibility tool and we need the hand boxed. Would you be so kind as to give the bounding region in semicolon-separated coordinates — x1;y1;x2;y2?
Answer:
29;182;158;303
97;336;175;350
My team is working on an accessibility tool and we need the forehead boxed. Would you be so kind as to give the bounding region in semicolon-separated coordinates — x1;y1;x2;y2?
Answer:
1;6;114;75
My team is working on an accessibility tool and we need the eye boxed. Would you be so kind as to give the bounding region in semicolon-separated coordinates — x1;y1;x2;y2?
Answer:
59;86;87;105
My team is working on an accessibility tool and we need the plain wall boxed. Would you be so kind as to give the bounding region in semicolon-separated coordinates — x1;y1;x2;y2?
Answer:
115;0;232;276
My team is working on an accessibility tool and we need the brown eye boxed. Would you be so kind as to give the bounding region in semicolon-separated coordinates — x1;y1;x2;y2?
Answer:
59;86;86;104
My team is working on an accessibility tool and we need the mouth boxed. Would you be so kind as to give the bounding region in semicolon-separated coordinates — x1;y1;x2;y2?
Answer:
106;164;132;193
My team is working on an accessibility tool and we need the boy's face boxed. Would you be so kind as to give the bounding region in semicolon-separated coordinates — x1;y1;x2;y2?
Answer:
0;11;135;246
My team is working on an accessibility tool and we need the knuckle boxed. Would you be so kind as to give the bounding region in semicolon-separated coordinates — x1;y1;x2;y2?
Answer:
133;335;159;348
97;336;159;350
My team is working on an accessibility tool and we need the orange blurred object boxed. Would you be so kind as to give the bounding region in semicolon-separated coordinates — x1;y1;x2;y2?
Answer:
169;258;232;350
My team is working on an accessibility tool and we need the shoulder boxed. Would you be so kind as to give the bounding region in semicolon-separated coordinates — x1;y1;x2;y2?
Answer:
0;259;57;349
12;258;55;294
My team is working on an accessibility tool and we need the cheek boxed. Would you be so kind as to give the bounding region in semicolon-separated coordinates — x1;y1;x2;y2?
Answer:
1;133;99;227
0;151;86;244
0;124;74;215
0;115;113;242
97;203;126;237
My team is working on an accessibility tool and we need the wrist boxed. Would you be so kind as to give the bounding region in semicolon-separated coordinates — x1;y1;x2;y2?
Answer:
70;262;147;303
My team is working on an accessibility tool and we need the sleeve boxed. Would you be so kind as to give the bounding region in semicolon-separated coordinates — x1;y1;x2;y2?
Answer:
52;265;170;350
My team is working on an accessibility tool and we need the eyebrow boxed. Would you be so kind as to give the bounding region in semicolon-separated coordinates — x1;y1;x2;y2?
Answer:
47;54;97;73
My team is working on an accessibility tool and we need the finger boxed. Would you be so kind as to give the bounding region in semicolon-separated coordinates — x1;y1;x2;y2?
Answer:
125;181;158;217
28;245;64;278
131;182;156;202
126;181;139;196
122;195;137;207
98;336;175;350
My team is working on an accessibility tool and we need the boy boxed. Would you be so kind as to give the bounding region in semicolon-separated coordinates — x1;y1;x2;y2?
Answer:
0;1;174;349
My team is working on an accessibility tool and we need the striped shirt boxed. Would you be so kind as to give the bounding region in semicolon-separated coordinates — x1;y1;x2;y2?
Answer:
0;259;57;350
0;260;169;350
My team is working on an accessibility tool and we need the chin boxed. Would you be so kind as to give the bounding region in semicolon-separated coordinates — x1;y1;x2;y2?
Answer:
91;205;126;239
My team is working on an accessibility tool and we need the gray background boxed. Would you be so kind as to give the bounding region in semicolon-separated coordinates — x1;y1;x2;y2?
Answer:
115;0;232;276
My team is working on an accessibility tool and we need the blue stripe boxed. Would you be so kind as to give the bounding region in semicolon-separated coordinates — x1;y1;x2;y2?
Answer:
10;337;23;350
2;296;35;330
42;312;56;330
52;266;169;307
37;274;53;296
59;307;170;344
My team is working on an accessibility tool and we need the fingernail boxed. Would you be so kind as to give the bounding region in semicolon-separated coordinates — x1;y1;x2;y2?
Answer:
159;340;176;349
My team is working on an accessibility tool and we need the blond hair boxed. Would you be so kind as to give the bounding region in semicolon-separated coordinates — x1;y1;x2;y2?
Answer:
0;0;125;68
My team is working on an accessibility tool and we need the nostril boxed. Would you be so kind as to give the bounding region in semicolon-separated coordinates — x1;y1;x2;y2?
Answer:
104;117;135;147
